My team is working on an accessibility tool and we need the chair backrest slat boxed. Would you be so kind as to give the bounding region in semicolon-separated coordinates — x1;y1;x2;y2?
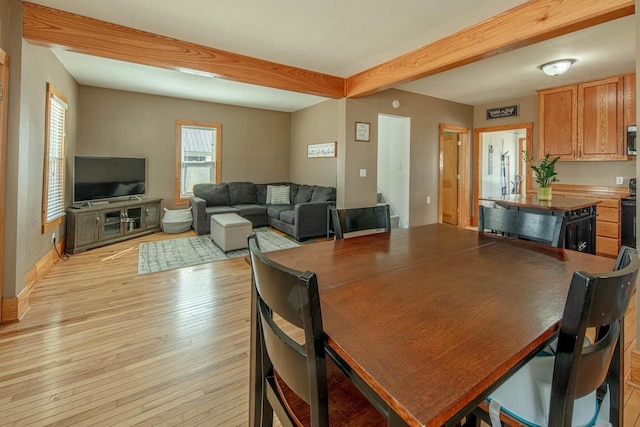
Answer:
478;205;566;247
331;205;391;239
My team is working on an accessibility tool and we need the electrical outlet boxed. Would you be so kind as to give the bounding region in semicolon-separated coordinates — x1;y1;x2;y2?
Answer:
427;196;431;204
616;176;624;185
51;232;56;244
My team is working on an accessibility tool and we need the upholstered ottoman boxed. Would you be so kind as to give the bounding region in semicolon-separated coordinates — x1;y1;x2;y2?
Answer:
211;213;252;252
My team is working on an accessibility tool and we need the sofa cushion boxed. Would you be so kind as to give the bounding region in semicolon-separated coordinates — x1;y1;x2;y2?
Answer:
232;204;267;217
255;184;267;204
194;183;230;206
295;185;315;203
288;184;299;203
267;205;294;218
267;185;290;204
311;186;336;202
228;182;257;205
205;205;239;216
279;210;295;225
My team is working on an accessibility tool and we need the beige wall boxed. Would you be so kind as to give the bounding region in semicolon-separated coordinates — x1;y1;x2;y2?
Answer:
290;99;338;187
475;93;636;188
3;35;78;298
342;88;474;226
77;86;292;209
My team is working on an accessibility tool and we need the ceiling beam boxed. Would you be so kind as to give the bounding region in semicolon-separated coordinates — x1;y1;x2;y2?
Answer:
345;0;635;98
22;2;345;99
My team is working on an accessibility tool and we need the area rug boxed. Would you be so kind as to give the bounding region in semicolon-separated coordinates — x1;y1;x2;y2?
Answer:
138;227;299;275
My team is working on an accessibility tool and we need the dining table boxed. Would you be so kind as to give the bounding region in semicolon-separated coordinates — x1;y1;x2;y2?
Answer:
248;223;620;426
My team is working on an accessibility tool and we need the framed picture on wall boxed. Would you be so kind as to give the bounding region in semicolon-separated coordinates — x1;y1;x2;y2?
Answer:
355;122;370;141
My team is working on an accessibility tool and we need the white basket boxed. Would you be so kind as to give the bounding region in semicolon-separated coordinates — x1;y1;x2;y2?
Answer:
162;207;193;233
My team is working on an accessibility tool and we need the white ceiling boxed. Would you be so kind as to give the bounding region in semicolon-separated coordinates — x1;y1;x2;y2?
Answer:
28;0;636;112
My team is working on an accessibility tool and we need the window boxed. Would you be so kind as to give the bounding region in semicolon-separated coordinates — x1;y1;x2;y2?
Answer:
175;120;221;204
42;83;67;233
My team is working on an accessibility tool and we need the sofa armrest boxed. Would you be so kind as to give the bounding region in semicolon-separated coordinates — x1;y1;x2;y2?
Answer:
294;201;333;240
190;196;208;235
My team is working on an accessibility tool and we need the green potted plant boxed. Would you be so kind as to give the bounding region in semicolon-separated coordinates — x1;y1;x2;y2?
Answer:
522;151;560;201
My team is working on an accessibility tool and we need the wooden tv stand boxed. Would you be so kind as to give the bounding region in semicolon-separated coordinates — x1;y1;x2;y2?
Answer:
66;198;162;254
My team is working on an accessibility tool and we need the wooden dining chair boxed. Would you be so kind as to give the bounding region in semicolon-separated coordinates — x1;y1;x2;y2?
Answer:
330;205;391;239
478;205;566;247
470;246;640;427
248;234;385;426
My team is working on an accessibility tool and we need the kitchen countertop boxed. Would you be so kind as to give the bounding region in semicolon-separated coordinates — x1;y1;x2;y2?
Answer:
480;195;603;211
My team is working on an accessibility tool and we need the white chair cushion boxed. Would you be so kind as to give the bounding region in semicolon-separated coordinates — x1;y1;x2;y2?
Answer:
488;352;604;427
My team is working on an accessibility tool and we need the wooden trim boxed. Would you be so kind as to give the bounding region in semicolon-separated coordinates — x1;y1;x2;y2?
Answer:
0;49;8;322
22;2;344;99
345;0;634;97
175;120;222;205
1;240;65;323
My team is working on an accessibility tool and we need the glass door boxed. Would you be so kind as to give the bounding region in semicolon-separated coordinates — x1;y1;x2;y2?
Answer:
102;209;123;240
125;207;143;234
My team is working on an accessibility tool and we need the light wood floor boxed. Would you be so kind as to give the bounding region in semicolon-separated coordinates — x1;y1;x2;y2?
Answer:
1;230;640;426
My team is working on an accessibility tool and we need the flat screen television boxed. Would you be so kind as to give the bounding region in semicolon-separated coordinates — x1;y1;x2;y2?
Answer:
73;156;146;203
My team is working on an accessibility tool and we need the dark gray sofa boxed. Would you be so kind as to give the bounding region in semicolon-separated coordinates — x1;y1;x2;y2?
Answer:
189;181;336;241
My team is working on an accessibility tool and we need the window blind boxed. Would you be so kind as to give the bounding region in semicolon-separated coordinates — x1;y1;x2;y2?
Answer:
45;91;66;223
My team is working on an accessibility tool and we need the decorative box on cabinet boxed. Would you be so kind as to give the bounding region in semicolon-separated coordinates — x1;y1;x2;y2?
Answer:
66;198;162;254
538;74;628;161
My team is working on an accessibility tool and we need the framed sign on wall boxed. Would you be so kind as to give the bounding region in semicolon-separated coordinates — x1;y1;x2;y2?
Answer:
307;142;337;158
355;122;370;141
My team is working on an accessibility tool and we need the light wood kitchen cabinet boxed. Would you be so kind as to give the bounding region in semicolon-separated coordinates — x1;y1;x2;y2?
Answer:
538;85;577;160
624;73;636;128
538;75;628;161
577;76;624;160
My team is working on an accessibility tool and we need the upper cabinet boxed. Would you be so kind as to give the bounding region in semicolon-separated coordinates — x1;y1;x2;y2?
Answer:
538;74;633;161
624;73;636;128
538;85;577;160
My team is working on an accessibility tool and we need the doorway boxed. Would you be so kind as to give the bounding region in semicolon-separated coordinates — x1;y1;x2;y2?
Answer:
473;123;533;225
438;124;470;227
377;114;410;228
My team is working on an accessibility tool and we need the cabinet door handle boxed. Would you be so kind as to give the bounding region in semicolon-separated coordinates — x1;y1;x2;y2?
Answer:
145;207;149;216
96;216;100;225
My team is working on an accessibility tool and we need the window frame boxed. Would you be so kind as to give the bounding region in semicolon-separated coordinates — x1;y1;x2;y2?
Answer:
42;83;67;233
175;120;222;205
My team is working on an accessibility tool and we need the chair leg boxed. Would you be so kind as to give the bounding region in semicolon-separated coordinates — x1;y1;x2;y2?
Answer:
461;413;481;427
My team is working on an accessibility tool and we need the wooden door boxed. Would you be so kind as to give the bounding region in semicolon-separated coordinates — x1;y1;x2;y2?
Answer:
442;133;458;225
538;85;577;159
578;76;624;160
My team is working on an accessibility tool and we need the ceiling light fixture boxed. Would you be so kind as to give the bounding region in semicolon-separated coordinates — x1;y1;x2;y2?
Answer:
538;59;576;77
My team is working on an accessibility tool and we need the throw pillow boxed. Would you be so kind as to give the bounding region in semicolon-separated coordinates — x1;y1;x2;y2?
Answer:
267;185;290;204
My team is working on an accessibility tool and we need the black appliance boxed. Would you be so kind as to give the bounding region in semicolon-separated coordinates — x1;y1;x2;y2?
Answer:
628;125;637;156
621;178;636;248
